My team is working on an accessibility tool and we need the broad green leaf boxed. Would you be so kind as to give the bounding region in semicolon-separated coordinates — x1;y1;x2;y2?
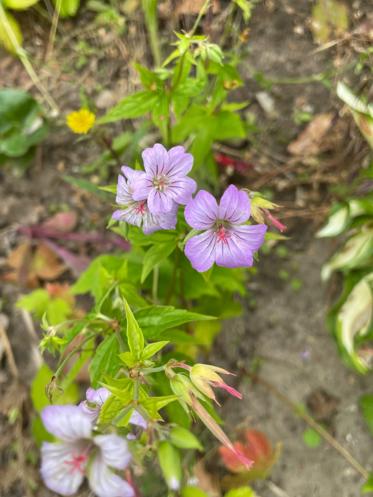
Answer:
335;273;373;373
141;240;177;283
158;441;182;490
124;300;144;360
98;91;158;124
3;0;39;9
17;289;72;325
89;334;121;387
141;341;169;360
52;0;80;17
102;377;135;403
135;306;214;340
316;205;350;238
170;426;203;450
31;363;79;412
360;394;373;436
233;0;254;22
303;428;322;448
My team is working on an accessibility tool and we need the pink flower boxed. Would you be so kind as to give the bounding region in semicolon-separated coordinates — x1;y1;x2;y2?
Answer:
40;405;134;497
184;185;267;272
113;166;177;234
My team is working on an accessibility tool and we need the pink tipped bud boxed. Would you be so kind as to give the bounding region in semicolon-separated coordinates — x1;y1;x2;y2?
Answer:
265;210;287;233
211;381;243;400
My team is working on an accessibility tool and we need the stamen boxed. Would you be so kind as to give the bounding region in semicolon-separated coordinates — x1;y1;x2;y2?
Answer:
216;225;230;243
153;175;168;192
65;453;88;474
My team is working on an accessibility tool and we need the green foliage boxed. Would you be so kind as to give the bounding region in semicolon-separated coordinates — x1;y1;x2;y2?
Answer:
90;334;121;387
17;288;73;325
362;474;373;494
157;441;182;490
0;89;48;166
302;428;322;448
52;0;80;17
360;394;373;436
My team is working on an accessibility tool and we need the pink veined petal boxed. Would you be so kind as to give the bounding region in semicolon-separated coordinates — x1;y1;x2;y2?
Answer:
86;387;110;405
40;441;88;496
167;146;194;176
185;230;216;272
184;190;218;230
232;224;267;252
121;166;143;183
112;205;143;228
158;205;178;231
142;212;164;234
131;174;153;201
215;232;254;268
88;454;135;497
41;405;92;442
218;185;251;224
116;175;132;205
170;177;197;205
142;143;169;176
147;188;174;214
94;434;132;471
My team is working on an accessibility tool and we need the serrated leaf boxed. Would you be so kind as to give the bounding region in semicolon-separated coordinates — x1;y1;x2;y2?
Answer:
124;299;144;360
89;334;121;387
141;341;169;360
141;395;178;419
102;377;134;403
170;426;203;450
98;91;158;124
98;395;125;424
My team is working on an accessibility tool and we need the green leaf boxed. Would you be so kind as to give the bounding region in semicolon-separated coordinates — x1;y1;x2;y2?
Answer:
233;0;254;22
316;205;350;238
102;377;135;403
135;306;214;340
98;395;126;425
141;395;178;419
303;428;322;448
158;441;182;490
124;300;144;360
98;91;159;124
225;488;257;497
360;394;373;436
181;487;209;497
141;341;169;360
170;426;203;450
31;363;79;412
141;240;177;283
0;8;22;55
89;334;121;387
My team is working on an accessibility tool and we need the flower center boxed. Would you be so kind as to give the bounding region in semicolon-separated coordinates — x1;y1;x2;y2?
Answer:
216;224;230;243
135;200;147;215
65;453;88;474
153;175;169;192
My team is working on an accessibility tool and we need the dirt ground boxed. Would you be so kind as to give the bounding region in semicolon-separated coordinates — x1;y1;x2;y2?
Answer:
0;0;372;496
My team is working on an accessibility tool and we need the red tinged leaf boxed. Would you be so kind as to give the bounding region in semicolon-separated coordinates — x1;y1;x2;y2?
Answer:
214;152;254;175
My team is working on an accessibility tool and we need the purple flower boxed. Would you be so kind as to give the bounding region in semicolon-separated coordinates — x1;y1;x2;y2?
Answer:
113;166;177;234
40;405;134;497
131;143;197;214
184;185;267;272
79;387;111;422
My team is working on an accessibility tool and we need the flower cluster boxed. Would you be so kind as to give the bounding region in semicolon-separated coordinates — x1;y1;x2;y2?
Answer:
113;143;267;272
40;387;146;497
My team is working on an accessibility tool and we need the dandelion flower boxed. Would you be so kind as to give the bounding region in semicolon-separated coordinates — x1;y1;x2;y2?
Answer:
66;108;96;134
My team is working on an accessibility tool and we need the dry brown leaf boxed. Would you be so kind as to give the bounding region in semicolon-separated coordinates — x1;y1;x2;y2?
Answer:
30;243;66;280
287;113;334;156
172;0;220;16
194;460;222;497
41;211;78;233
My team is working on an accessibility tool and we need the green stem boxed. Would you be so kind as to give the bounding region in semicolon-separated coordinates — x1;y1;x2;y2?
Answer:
141;0;161;67
152;265;159;303
189;0;211;36
0;3;59;115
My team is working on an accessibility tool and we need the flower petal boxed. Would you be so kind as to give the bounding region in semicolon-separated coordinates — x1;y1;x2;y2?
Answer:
94;434;132;470
170;177;197;205
233;224;267;252
121;166;143;182
215;235;253;268
185;230;216;272
116;175;132;205
86;387;111;405
167;146;194;176
88;454;135;497
129;410;148;429
41;405;92;442
112;205;143;228
131;174;153;201
40;441;87;496
218;185;250;224
184;190;218;229
147;188;174;214
142;143;169;176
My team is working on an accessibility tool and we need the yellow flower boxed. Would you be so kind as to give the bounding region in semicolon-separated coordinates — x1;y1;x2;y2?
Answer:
66;108;96;134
